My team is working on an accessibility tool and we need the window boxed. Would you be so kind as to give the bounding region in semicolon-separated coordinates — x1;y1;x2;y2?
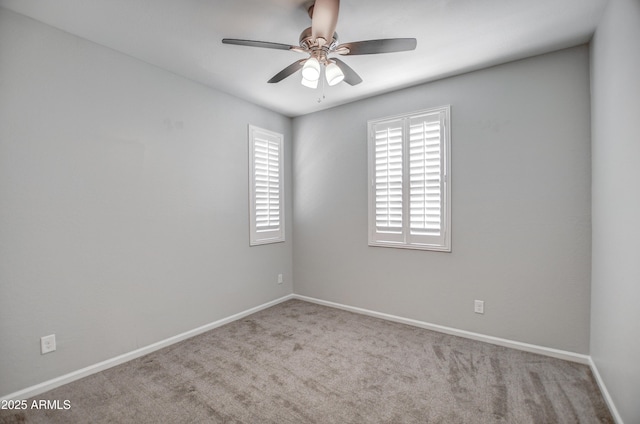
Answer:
249;125;284;245
367;106;451;251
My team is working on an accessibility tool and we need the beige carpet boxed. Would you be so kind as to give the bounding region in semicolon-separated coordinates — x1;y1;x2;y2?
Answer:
0;299;613;423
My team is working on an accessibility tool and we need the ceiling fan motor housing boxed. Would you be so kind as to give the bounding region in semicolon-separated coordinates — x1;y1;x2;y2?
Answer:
299;27;339;64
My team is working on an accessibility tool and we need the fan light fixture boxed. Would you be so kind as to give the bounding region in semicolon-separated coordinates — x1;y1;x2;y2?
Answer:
325;62;344;86
301;76;319;88
301;57;321;81
300;59;345;89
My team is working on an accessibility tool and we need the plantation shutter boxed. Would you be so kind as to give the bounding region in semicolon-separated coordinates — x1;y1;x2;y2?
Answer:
254;135;280;231
249;125;284;245
368;106;450;251
407;111;446;246
373;119;404;241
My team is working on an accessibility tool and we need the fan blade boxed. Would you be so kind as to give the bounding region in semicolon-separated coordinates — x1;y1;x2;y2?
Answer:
311;0;340;44
339;38;417;55
222;38;297;51
332;58;362;86
268;59;306;83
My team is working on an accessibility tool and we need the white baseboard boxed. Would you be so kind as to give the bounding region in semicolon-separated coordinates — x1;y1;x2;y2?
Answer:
292;294;591;365
589;357;624;424
1;294;294;402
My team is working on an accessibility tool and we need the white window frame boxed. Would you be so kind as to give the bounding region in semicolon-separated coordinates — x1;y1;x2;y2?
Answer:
249;125;285;246
367;106;451;252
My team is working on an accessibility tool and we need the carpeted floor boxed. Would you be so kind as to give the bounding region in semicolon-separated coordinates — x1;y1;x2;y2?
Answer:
0;299;613;423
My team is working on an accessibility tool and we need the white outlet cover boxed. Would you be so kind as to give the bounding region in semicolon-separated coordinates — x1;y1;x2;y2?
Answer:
474;300;485;314
41;334;56;354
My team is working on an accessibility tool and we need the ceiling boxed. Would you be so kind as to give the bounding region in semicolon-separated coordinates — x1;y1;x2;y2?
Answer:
0;0;607;117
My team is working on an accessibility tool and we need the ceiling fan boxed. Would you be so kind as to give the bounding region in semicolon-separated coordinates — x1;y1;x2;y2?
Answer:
222;0;417;88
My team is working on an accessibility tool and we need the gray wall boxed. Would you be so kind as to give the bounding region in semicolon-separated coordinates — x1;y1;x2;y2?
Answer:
0;9;292;397
590;0;640;422
293;46;592;353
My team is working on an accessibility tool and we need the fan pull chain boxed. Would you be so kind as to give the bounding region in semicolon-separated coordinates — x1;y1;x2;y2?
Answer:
318;68;327;103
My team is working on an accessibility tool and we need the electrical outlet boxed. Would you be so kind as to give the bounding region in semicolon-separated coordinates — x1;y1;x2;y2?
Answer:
277;274;283;284
41;334;56;354
474;300;484;314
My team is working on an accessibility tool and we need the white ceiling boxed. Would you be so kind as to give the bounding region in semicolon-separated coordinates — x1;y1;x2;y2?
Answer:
0;0;607;117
